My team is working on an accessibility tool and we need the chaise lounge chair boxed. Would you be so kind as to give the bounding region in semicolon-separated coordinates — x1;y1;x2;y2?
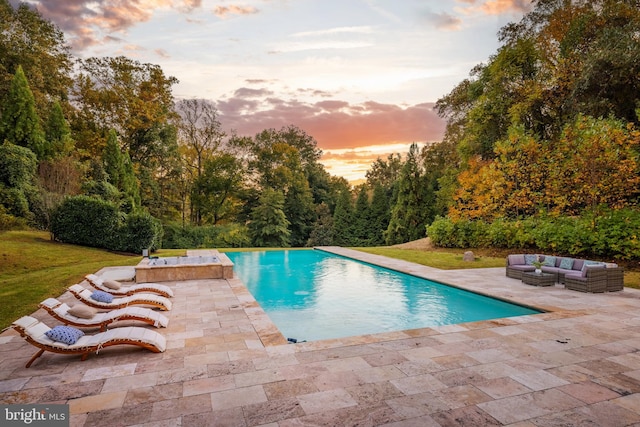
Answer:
85;274;174;298
68;284;172;311
39;298;169;331
11;316;166;368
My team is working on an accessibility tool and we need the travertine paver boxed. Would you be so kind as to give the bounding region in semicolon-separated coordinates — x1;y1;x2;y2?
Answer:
1;247;640;426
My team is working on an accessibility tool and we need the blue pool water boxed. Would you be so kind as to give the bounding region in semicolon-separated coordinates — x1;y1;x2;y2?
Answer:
226;250;540;342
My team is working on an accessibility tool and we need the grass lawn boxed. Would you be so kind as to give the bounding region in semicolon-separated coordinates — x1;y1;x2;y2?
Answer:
1;230;638;330
355;247;506;269
358;246;640;289
0;230;186;330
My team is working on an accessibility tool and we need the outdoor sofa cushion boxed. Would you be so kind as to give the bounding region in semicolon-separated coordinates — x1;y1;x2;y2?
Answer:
508;254;526;266
559;258;574;269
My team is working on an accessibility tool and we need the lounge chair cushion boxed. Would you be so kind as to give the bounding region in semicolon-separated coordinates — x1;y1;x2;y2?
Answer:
103;279;121;290
91;290;114;303
68;304;97;319
45;326;85;345
524;254;537;265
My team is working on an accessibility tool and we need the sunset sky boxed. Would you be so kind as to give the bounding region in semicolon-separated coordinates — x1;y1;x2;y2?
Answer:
23;0;532;181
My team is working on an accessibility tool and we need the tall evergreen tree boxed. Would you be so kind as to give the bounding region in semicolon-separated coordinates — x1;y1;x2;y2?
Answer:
285;172;316;247
249;188;291;247
307;202;335;246
102;129;140;212
332;189;355;246
246;127;318;246
0;65;47;159
44;101;73;158
0;1;73;116
120;151;141;212
103;129;126;189
385;144;429;245
368;183;390;245
352;185;371;246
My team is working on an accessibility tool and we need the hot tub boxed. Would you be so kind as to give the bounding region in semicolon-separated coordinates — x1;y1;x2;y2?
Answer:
135;250;234;282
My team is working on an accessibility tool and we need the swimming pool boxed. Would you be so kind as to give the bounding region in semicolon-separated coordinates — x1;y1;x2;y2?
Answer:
226;250;540;342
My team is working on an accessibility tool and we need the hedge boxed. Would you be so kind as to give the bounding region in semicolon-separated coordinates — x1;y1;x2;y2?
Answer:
162;222;250;249
427;208;640;260
50;195;162;253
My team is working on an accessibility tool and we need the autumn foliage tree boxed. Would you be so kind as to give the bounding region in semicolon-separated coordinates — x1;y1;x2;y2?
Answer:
546;115;640;214
437;0;640;228
449;117;640;221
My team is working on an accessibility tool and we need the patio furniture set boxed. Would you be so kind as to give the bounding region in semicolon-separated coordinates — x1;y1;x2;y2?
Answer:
506;254;624;293
9;274;171;368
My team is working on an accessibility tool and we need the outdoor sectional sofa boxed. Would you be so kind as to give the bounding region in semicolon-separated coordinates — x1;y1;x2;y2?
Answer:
506;253;623;293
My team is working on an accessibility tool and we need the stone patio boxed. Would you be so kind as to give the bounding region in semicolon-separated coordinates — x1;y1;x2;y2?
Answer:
2;247;640;426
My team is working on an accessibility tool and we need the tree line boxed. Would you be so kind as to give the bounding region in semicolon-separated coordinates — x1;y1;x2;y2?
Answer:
0;0;434;248
1;0;640;254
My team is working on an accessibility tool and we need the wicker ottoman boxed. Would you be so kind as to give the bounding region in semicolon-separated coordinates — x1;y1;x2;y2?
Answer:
522;272;556;287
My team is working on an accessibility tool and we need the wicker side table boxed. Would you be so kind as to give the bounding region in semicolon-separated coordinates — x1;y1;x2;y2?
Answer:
522;272;556;287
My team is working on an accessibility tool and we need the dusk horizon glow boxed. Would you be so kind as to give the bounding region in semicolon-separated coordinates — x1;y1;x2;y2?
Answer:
21;0;532;181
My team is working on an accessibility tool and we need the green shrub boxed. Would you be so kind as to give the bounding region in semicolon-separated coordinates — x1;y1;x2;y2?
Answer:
0;186;31;218
162;222;250;249
50;195;163;253
590;208;640;259
426;216;457;247
81;180;120;203
111;212;163;254
428;208;640;260
0;142;37;188
50;195;121;248
215;224;251;248
162;222;196;249
0;204;29;231
486;218;515;248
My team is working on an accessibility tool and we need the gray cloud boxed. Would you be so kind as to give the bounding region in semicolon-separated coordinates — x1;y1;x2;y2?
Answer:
234;87;274;98
421;11;462;30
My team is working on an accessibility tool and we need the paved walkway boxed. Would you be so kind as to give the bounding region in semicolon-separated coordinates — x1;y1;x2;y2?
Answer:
2;248;640;426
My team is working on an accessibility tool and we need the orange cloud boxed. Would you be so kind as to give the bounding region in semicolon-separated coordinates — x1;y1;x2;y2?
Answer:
213;5;258;19
30;0;202;50
456;0;533;15
214;92;446;151
481;0;532;15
